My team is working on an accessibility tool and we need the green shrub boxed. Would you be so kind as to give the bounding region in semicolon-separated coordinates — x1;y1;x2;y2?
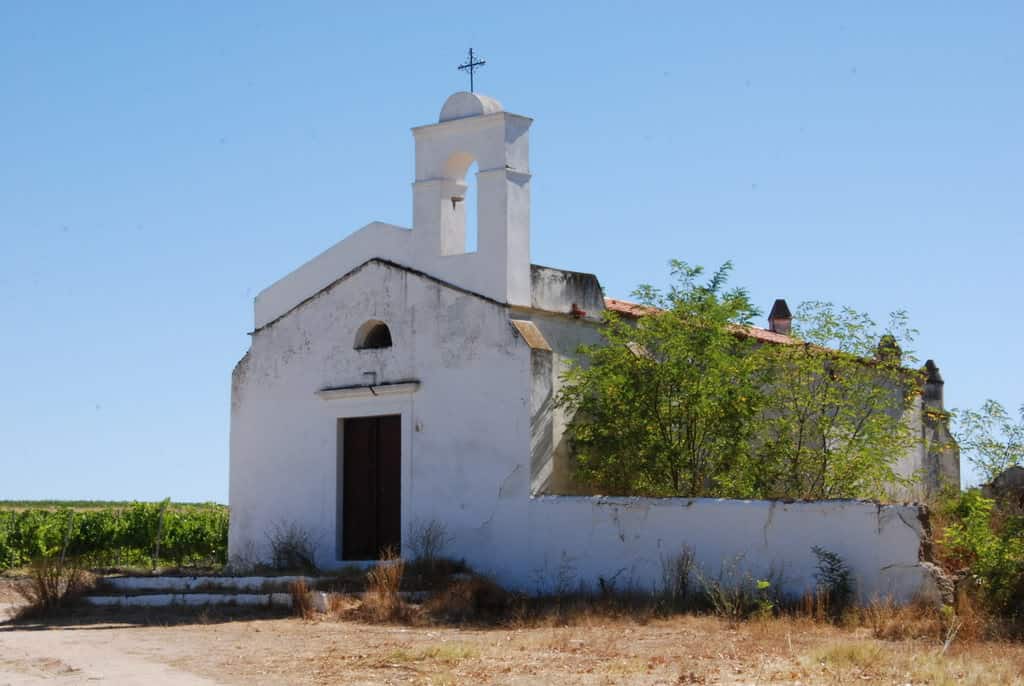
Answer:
811;545;854;618
942;490;1024;617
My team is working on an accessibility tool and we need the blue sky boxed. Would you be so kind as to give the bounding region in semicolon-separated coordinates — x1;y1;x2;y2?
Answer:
1;3;1020;501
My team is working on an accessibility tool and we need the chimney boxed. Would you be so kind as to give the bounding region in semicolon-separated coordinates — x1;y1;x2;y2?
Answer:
768;299;792;335
923;359;944;408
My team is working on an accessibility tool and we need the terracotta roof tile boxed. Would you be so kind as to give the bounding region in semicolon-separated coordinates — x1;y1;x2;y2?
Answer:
603;297;799;345
603;297;659;318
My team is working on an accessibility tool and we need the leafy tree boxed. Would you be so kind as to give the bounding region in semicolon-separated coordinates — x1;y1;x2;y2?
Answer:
559;262;923;500
955;400;1024;484
743;302;921;499
556;261;764;497
942;490;1024;616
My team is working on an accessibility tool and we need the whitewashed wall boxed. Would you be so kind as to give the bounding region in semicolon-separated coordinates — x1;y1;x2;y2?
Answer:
230;260;535;572
515;497;931;603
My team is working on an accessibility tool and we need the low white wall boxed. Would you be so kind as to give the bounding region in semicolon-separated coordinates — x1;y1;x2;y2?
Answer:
506;496;931;603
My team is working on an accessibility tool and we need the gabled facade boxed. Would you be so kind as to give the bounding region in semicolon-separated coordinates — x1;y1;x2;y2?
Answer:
231;92;607;569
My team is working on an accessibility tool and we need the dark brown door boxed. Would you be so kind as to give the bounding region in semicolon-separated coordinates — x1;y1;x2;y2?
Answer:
340;415;401;560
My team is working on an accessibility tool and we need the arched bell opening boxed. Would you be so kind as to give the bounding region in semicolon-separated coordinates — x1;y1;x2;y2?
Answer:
440;152;480;255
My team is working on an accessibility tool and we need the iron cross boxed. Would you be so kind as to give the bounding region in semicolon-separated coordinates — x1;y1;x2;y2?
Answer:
457;48;486;92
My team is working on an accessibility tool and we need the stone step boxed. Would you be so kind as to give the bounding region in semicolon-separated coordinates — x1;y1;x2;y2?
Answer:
98;575;325;593
84;592;294;608
82;588;428;609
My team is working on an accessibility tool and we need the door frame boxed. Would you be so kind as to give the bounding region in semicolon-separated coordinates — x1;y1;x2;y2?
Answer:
316;388;416;563
339;414;402;561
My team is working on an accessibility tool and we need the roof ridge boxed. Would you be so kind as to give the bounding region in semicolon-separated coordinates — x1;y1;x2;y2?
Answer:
602;296;798;345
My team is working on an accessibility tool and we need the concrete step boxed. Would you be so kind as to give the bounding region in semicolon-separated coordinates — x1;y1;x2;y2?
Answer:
84;592;294;608
98;575;325;594
83;585;428;609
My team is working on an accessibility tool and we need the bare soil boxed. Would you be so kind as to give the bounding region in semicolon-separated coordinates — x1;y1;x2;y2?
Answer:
1;584;1022;685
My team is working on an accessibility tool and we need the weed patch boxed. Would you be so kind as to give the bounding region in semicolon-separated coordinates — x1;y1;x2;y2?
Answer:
14;556;94;619
361;546;408;622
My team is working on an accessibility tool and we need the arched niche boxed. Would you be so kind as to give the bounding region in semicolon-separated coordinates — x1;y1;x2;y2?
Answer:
354;320;393;350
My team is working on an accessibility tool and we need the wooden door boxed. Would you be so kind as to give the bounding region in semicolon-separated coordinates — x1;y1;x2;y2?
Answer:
340;415;401;560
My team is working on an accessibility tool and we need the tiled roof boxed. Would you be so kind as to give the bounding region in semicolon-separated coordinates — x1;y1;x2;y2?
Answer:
733;325;799;345
603;297;659;318
603;297;799;346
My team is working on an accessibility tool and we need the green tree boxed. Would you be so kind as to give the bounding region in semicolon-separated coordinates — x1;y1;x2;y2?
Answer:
556;261;764;497
745;302;920;499
955;400;1024;484
942;490;1024;616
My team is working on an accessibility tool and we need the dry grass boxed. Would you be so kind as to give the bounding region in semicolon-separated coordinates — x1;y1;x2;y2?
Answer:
852;588;1011;646
406;518;453;567
289;578;314;619
3;566;1023;686
319;558;1024;686
360;545;408;622
13;557;94;619
403;556;470;591
659;544;695;609
7;554;1023;686
423;575;510;623
807;639;1024;685
386;643;479;665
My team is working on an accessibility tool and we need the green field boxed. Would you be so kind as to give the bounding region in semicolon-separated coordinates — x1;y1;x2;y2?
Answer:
0;500;225;510
0;500;229;571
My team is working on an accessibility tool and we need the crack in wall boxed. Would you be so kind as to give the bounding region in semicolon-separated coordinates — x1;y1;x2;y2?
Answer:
763;501;777;546
881;505;931;561
877;504;933;570
915;506;935;562
498;464;523;499
477;464;523;531
893;510;921;537
605;507;627;543
879;562;921;572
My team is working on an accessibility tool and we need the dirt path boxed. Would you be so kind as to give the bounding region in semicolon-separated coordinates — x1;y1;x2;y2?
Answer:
0;625;222;685
0;590;221;685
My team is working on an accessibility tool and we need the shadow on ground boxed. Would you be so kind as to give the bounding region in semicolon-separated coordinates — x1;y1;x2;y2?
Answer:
1;603;292;631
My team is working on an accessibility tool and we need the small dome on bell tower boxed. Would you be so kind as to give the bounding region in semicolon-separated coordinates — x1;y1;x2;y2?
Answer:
439;92;504;122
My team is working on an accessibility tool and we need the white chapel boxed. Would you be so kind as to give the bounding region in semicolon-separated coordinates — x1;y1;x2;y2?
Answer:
228;92;947;600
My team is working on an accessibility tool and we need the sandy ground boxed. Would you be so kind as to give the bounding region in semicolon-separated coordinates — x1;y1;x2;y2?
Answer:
2;589;1023;685
0;626;221;685
0;612;819;686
